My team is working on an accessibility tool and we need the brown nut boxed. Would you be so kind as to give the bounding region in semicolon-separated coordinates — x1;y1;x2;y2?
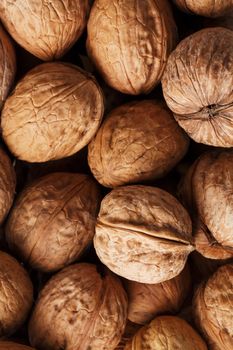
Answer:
124;316;208;350
162;27;233;147
6;172;100;272
193;264;233;350
1;62;104;163
0;0;90;61
0;251;33;337
173;0;233;17
87;0;177;95
0;342;35;350
94;185;194;284
28;263;128;350
88;100;189;188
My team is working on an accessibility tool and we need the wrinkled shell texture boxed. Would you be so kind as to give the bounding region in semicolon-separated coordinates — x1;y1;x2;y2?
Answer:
173;0;233;17
0;0;90;60
124;316;207;350
0;342;35;350
0;251;33;337
6;172;100;272
29;263;128;350
87;0;177;94
193;264;233;350
88;100;189;187
125;264;191;325
162;27;233;147
1;62;104;162
94;185;194;284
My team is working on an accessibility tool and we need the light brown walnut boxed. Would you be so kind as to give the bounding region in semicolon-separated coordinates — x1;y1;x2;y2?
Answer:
28;263;128;350
0;342;35;350
173;0;233;17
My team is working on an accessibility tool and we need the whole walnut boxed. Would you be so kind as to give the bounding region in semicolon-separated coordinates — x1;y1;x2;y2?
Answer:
162;27;233;147
88;100;189;188
0;251;33;337
87;0;177;95
124;316;208;350
193;264;233;350
0;0;90;61
6;172;100;272
94;185;194;284
0;342;35;350
1;62;104;163
173;0;233;17
28;263;128;350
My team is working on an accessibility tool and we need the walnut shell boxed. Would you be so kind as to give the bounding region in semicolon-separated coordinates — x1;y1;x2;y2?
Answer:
88;100;189;188
162;27;233;147
193;264;233;350
124;316;208;350
94;185;194;284
0;0;90;61
6;172;100;272
0;342;35;350
87;0;177;95
1;62;104;163
28;263;128;350
173;0;233;17
0;251;33;337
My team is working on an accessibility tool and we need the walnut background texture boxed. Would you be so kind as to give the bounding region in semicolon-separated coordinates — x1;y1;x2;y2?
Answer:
173;0;233;17
0;342;35;350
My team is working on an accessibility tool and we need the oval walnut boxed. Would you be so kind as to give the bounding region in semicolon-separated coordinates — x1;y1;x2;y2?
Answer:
173;0;233;18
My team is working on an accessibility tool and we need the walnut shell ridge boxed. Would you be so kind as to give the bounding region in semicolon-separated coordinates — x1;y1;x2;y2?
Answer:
173;0;233;18
0;342;35;350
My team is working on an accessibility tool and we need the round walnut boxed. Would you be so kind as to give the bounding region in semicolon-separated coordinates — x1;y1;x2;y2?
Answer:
162;27;233;147
173;0;233;18
6;172;100;272
88;100;189;188
193;264;233;350
94;185;194;284
28;263;128;350
0;342;35;350
124;316;208;350
1;62;104;163
0;0;90;61
0;251;33;337
87;0;177;95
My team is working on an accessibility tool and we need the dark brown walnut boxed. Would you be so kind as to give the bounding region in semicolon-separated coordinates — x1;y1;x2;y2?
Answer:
29;263;128;350
203;10;233;30
162;27;233;147
0;0;90;61
0;342;35;350
0;251;33;337
124;316;208;350
124;264;191;325
6;172;100;272
87;0;177;95
193;264;233;350
1;62;104;162
173;0;233;17
88;100;189;188
94;185;194;284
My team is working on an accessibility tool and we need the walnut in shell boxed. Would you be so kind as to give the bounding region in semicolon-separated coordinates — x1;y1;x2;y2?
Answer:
162;27;233;147
0;342;35;350
94;185;194;284
88;100;189;188
1;62;104;163
173;0;233;17
28;263;128;350
193;264;233;350
0;251;33;337
6;172;100;272
87;0;177;95
0;0;90;61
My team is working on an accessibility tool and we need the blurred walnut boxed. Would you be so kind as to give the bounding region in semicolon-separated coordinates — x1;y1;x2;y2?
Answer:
0;342;35;350
173;0;233;17
29;263;128;350
203;10;233;30
124;316;207;350
94;185;194;284
88;100;189;187
0;251;33;337
6;172;100;272
1;62;104;162
193;264;233;350
162;28;233;147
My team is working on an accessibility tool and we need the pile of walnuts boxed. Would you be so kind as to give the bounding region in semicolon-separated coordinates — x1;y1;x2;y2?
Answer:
0;0;232;349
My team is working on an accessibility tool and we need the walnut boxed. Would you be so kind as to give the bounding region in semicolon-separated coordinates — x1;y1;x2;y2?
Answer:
87;0;177;95
193;264;233;350
124;316;207;350
173;0;233;18
0;251;33;337
0;342;35;350
6;172;100;272
1;62;104;163
162;27;233;147
94;185;194;284
28;263;128;350
203;10;233;31
0;0;90;61
88;100;189;188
